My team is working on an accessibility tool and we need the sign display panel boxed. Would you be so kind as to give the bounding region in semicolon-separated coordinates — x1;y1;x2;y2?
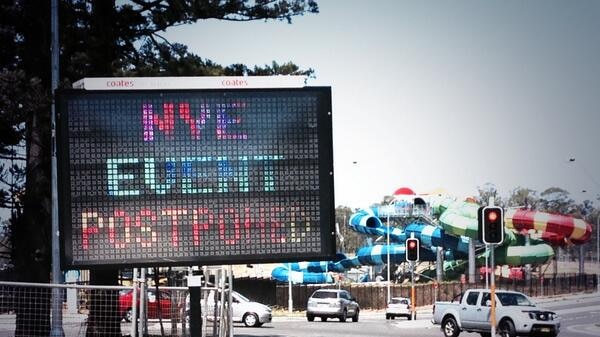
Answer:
57;87;334;268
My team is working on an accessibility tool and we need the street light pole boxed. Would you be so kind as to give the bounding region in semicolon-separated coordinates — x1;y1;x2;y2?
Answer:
288;262;293;313
597;215;599;293
387;214;391;303
568;158;599;292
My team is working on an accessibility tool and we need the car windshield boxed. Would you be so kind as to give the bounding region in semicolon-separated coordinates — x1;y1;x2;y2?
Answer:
234;291;250;302
390;298;408;304
312;291;337;299
497;293;534;306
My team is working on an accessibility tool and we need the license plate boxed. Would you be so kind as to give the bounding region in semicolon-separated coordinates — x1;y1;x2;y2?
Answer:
540;327;550;332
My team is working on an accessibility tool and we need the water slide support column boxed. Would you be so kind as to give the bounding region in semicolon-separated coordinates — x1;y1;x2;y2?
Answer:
579;245;585;275
468;238;475;284
525;233;531;282
436;246;443;283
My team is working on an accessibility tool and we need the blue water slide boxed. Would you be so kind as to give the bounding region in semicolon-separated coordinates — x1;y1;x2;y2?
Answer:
271;266;334;284
272;205;471;283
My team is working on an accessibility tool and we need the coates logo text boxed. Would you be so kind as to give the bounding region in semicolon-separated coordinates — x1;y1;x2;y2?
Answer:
221;79;248;87
106;79;134;88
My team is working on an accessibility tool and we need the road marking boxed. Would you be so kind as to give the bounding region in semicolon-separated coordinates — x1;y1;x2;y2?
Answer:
567;324;600;336
392;319;435;329
555;305;600;315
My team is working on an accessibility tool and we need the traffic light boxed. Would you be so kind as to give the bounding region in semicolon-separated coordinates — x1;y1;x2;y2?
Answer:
480;206;504;244
406;238;420;262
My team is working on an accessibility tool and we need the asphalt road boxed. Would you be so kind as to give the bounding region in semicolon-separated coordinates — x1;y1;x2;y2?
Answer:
1;292;596;337
232;292;600;337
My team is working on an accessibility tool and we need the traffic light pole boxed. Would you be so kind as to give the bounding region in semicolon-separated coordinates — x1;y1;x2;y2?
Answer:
411;261;416;320
408;233;417;320
490;243;496;336
487;197;497;336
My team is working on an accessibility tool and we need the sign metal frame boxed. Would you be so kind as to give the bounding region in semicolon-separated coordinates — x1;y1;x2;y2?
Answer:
57;86;335;269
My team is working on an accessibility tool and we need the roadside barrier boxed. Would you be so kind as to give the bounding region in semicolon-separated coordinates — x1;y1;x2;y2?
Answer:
276;273;599;310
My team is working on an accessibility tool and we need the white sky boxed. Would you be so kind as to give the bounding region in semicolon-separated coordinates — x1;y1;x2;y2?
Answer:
163;0;600;209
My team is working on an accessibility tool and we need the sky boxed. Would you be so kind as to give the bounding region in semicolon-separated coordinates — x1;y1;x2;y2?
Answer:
163;0;600;209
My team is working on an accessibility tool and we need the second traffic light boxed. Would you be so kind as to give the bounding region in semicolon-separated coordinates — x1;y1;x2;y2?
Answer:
406;238;420;262
481;206;504;244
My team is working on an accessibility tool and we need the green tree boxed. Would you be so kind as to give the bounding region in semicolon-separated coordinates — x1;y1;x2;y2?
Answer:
1;0;319;335
477;182;502;206
538;187;575;215
335;206;363;253
506;187;539;210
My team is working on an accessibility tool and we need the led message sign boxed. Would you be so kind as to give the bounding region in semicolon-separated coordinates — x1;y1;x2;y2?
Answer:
57;87;334;268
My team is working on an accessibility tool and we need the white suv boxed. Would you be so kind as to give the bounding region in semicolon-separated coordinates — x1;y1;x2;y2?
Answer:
306;289;360;322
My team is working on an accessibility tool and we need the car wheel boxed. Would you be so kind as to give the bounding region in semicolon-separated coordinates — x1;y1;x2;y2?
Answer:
243;313;259;327
480;333;491;337
352;309;359;322
320;316;327;322
386;314;390;320
498;319;516;337
442;317;460;337
307;314;315;322
123;308;133;322
339;309;347;322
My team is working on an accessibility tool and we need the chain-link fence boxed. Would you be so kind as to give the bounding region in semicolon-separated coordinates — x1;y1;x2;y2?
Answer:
0;281;210;337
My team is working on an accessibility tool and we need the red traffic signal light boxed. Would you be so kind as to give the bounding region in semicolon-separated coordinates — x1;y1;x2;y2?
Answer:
481;206;504;244
487;210;499;222
406;238;420;262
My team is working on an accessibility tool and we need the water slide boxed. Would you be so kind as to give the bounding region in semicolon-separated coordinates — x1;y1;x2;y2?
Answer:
271;193;593;283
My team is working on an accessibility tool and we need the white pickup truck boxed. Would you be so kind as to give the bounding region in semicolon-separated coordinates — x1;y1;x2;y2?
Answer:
432;289;560;337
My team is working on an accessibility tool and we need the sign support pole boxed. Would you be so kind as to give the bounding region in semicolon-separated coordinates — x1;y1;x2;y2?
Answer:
50;0;64;335
188;271;203;337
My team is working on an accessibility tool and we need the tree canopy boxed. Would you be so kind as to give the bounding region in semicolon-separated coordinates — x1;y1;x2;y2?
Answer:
0;1;319;335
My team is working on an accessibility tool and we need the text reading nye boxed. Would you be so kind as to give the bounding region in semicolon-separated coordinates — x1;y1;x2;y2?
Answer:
57;88;334;268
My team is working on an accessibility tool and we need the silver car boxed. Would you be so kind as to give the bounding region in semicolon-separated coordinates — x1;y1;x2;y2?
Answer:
306;289;360;322
185;289;272;327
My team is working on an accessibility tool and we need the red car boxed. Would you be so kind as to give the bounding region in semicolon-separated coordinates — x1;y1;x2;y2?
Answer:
119;289;175;321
